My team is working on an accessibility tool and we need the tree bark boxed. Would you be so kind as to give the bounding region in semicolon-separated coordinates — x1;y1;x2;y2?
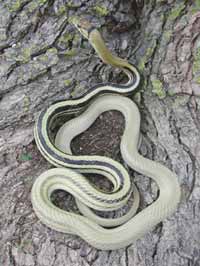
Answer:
0;0;200;265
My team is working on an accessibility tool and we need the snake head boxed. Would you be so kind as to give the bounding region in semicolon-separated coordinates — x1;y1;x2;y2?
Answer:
70;16;93;39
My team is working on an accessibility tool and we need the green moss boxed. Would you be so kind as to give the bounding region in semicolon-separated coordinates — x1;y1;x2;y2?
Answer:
59;33;73;44
133;92;142;104
146;46;155;58
195;76;200;84
172;95;189;108
37;0;48;5
168;90;176;97
23;96;30;111
30;48;57;64
21;47;32;63
37;48;58;63
71;86;80;97
151;78;166;99
38;54;49;62
163;30;172;42
64;48;77;56
138;59;145;71
169;3;185;21
19;153;32;161
57;5;67;15
193;47;200;74
8;0;21;12
66;1;73;7
24;0;47;10
191;0;200;14
93;5;109;16
66;1;77;8
27;1;38;12
47;48;58;54
138;43;156;71
64;79;72;86
69;15;80;25
195;0;200;7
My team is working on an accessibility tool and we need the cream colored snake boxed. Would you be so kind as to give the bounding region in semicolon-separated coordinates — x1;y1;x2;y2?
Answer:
31;18;181;250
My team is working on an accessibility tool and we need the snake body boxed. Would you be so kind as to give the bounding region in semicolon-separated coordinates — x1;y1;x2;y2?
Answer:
31;18;181;250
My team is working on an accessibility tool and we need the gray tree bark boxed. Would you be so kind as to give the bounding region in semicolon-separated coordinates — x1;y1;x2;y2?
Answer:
0;0;200;265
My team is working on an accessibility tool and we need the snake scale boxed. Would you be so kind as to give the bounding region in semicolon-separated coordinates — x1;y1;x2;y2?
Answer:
31;18;181;250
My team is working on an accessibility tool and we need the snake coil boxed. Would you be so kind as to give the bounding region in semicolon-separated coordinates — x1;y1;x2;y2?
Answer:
31;18;181;250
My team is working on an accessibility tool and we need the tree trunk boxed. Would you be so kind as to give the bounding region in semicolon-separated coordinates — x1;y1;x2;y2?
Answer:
0;0;200;265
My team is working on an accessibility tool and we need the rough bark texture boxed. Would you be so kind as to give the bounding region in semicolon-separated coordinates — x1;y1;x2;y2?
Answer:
0;0;200;265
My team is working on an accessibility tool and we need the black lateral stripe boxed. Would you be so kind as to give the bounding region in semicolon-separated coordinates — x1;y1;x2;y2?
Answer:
48;66;138;106
35;64;139;204
36;109;134;203
37;109;125;184
36;125;132;203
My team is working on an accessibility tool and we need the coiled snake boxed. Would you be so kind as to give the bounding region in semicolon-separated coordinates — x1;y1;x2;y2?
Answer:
31;18;181;250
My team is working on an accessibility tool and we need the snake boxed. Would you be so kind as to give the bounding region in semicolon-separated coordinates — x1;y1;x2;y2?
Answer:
31;17;181;250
